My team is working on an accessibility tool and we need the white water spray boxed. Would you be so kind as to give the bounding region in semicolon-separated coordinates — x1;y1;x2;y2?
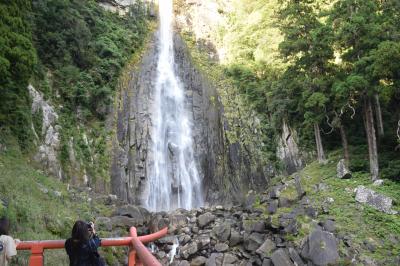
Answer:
144;0;203;211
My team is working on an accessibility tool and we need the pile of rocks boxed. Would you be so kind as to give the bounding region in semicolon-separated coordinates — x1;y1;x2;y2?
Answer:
148;204;339;266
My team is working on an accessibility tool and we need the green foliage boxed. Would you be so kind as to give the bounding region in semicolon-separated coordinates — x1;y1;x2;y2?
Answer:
0;0;36;147
0;134;126;265
32;0;149;119
273;150;400;262
219;0;400;179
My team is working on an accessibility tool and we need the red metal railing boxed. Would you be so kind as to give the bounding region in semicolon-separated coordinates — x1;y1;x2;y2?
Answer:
17;227;168;266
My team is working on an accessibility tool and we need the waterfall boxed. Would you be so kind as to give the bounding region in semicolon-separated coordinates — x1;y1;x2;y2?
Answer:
144;0;203;211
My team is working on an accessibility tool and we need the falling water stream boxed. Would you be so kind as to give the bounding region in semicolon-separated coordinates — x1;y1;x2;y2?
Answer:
144;0;203;211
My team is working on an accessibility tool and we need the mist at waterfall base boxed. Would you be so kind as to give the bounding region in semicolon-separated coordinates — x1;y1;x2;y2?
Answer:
144;0;203;212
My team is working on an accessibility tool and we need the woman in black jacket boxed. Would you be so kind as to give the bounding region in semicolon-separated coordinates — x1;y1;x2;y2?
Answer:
65;220;105;266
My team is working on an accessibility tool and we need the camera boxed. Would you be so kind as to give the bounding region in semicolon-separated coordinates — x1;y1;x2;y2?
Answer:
87;222;93;230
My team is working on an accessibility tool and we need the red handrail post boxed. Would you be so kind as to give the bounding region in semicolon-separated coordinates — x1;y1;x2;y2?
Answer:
130;227;162;266
128;247;137;266
30;245;44;266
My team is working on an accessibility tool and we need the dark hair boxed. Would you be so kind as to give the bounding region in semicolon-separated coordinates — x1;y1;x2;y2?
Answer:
71;220;90;243
0;217;10;235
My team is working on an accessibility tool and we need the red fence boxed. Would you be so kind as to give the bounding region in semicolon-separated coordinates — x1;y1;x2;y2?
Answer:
17;227;168;266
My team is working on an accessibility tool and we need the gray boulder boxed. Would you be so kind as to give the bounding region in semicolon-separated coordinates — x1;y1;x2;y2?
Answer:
288;248;305;266
301;229;339;265
355;185;395;214
229;229;242;246
110;216;137;229
112;205;149;225
267;200;278;214
191;256;207;266
169;212;188;233
222;253;238;265
212;222;231;241
244;232;264;252
271;249;294;266
198;212;215;228
181;242;199;259
294;175;306;199
215;243;229;252
337;159;351;179
95;217;112;231
256;239;276;259
206;253;224;266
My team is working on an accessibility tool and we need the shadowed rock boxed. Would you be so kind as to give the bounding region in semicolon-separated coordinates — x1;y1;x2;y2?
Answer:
301;229;339;265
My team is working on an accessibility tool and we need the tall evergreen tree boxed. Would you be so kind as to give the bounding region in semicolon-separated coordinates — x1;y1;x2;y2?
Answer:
330;0;390;180
278;0;334;163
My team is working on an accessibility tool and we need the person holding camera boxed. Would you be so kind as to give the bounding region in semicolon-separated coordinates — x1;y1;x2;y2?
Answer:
65;220;106;266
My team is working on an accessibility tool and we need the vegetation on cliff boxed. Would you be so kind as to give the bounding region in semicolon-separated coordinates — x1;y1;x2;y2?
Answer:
1;0;151;186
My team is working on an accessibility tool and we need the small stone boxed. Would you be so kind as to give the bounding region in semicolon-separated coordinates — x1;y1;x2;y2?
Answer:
245;190;257;210
337;159;352;179
206;253;223;266
252;220;266;233
269;187;280;199
229;229;242;246
278;197;291;208
363;240;376;253
197;235;211;249
320;219;335;233
262;258;272;266
294;175;306;199
215;243;229;252
158;236;177;245
305;206;318;218
314;183;329;192
373;179;384;186
179;261;190;266
267;200;278;214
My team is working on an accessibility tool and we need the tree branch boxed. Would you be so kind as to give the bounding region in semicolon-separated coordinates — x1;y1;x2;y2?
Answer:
321;115;335;135
397;119;400;141
340;103;356;119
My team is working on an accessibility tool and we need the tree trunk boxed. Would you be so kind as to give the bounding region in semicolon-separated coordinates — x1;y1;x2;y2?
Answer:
374;94;384;137
339;123;350;165
363;96;379;180
314;123;326;163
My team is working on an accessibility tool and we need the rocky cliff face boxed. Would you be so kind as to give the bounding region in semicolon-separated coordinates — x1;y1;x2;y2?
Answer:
29;83;109;190
29;84;63;179
276;122;304;175
173;34;267;204
111;33;158;203
111;27;268;206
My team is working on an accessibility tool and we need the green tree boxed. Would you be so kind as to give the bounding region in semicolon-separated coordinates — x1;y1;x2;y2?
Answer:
278;0;334;163
329;0;395;180
0;0;36;147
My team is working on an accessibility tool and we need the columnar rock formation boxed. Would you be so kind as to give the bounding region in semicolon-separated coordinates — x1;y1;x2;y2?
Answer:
111;30;268;205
